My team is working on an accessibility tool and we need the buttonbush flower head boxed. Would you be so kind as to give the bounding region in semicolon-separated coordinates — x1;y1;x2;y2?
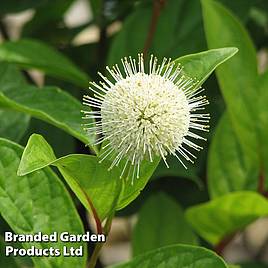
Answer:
82;54;209;182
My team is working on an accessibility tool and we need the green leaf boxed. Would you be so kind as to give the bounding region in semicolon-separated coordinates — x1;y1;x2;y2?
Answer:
18;134;159;220
175;47;238;87
132;193;198;256
51;154;122;221
17;135;120;220
208;113;258;198
185;191;268;245
0;39;89;87
258;71;268;180
0;108;30;143
0;63;96;151
0;138;86;268
19;133;57;172
202;0;259;163
110;244;228;268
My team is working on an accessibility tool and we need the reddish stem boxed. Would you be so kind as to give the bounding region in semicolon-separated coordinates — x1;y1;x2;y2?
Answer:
81;188;103;234
258;167;266;195
214;233;236;256
69;172;102;234
143;0;166;58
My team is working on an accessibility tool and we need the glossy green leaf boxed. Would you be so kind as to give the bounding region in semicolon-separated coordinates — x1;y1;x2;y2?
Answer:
0;39;89;87
51;154;122;221
175;47;238;87
0;63;95;151
202;0;259;163
18;134;159;220
0;108;30;142
18;134;121;220
185;191;268;245
110;244;228;268
132;193;198;256
208;113;258;198
0;138;86;268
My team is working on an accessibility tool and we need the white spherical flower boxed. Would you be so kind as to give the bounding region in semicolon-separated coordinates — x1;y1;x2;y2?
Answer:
82;54;209;182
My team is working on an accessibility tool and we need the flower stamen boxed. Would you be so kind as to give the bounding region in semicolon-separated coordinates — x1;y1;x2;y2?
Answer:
82;54;210;181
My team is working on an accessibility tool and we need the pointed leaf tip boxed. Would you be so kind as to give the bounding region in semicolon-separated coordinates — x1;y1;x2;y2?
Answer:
17;133;56;177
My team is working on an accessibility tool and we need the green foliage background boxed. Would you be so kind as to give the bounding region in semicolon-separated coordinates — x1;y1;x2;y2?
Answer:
0;0;268;267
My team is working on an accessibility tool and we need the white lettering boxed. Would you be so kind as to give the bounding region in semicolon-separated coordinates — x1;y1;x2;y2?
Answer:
18;248;27;256
63;246;83;256
60;232;69;242
91;234;97;242
5;246;14;256
50;232;57;242
97;234;106;242
5;232;13;242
